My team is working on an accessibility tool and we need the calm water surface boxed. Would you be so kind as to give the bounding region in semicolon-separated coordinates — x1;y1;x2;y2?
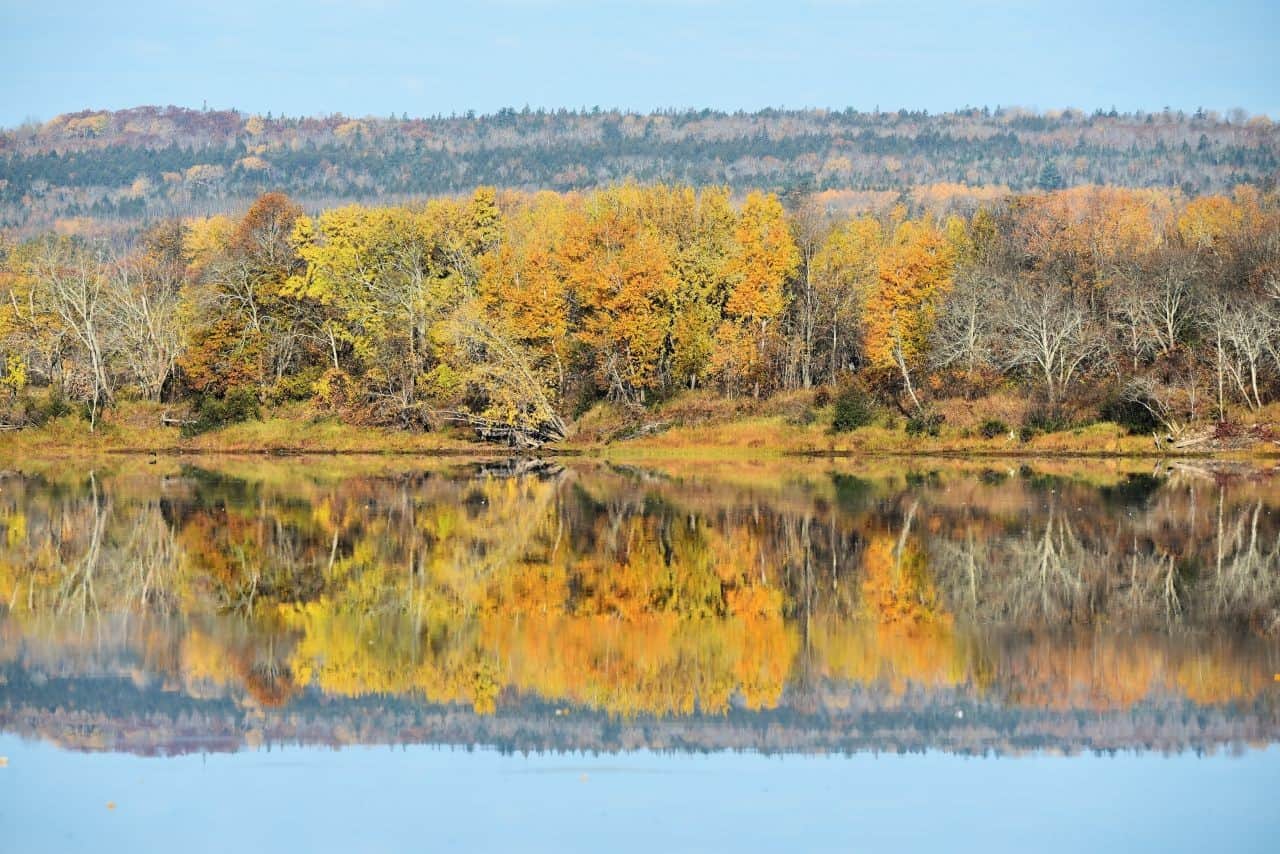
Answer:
1;456;1278;851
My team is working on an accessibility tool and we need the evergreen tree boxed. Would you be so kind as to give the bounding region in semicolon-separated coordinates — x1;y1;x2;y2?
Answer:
1036;160;1065;190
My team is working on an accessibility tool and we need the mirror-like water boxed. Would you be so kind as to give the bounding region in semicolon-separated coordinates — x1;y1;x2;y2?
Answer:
3;456;1278;756
2;456;1279;851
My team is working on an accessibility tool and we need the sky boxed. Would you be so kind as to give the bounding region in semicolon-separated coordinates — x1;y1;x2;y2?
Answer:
0;0;1277;127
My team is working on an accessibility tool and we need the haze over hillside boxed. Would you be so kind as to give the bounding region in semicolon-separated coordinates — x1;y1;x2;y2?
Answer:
2;104;1276;234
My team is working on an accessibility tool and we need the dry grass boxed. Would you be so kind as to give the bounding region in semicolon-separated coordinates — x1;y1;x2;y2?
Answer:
0;400;490;461
7;390;1280;462
587;388;1273;460
179;415;477;454
931;392;1029;433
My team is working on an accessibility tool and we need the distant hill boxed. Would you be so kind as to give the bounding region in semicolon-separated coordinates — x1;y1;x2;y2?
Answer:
1;104;1277;234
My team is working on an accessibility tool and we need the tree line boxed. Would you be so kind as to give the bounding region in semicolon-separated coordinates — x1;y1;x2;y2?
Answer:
1;182;1278;444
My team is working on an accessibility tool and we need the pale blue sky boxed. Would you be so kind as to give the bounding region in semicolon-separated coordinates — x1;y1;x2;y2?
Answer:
0;0;1276;126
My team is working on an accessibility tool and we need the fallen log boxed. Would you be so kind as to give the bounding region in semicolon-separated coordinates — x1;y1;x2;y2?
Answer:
1161;421;1277;452
620;421;672;441
437;410;568;449
1170;431;1214;449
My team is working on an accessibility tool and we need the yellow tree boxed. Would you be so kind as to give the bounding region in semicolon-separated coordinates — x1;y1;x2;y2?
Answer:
0;240;64;402
563;187;677;403
812;215;883;381
628;185;736;391
478;191;571;392
289;202;471;421
864;218;955;410
714;192;799;396
1176;194;1242;253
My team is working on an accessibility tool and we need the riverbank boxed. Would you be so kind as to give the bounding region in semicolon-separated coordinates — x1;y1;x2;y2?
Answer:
0;401;479;457
3;393;1279;461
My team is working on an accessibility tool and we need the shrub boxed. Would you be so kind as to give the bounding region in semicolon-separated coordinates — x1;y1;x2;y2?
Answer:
1022;409;1068;436
979;418;1009;440
271;366;325;403
183;388;260;437
312;368;354;410
787;408;818;427
3;389;76;428
1099;395;1160;435
47;391;70;422
28;389;73;426
830;385;876;433
905;412;944;437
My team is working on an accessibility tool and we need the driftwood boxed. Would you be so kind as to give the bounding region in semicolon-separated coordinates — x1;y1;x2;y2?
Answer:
1154;422;1279;452
619;421;672;441
437;410;568;449
1170;431;1213;450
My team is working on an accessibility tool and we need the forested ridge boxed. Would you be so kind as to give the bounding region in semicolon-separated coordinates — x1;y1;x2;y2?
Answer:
1;179;1279;447
2;104;1277;235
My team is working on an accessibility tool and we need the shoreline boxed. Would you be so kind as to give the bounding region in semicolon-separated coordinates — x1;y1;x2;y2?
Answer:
4;437;1278;462
5;402;1279;464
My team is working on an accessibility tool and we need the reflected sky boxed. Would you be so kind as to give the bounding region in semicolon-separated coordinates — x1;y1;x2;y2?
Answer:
2;735;1277;853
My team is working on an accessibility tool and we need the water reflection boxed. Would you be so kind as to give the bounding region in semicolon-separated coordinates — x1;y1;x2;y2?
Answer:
1;457;1277;756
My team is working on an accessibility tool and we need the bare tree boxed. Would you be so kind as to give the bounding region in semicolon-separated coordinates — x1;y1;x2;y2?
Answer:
930;271;1000;390
28;239;115;429
889;315;925;414
1109;258;1198;370
1146;260;1199;357
104;251;183;401
1203;294;1273;411
993;279;1104;406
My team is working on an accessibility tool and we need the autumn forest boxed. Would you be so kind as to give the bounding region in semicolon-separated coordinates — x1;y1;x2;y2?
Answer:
1;175;1279;449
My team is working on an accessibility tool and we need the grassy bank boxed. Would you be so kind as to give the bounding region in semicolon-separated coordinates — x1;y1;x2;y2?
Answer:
3;392;1278;461
575;390;1280;461
0;401;483;460
591;416;1158;460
